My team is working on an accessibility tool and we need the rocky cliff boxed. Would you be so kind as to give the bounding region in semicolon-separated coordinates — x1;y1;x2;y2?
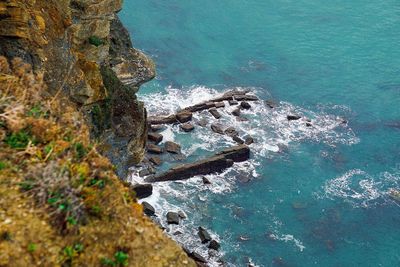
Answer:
0;0;194;266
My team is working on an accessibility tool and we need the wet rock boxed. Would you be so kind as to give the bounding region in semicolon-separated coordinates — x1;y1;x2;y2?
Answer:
211;123;224;134
142;201;155;216
234;94;259;101
240;101;251;110
215;144;250;162
139;169;152;177
164;141;181;154
231;108;241;116
173;230;183;236
237;174;251;183
149;156;162;166
229;99;238;106
215;102;225;108
265;100;277;108
131;183;153;199
150;124;164;132
147;144;163;154
306;122;312;127
287;115;301;121
176;111;193;123
190;252;207;263
198;226;212;243
197;118;208;127
166;211;180;224
148;132;163;144
148;114;177;124
178;211;187;219
244;136;254;145
208;240;221;251
202;176;212;185
232;136;245;144
224;127;239;137
180;123;195;132
209;107;222;119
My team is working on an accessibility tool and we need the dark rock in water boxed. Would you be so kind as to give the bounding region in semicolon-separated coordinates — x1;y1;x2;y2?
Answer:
211;123;225;134
232;136;245;144
208;240;221;251
190;252;207;263
234;94;259;101
197;118;208;127
148;114;177;125
180;123;195;132
240;101;251;110
164;141;181;154
265;100;277;108
287;115;301;121
306;122;312;127
149;156;162;166
202;176;212;185
173;230;183;235
139;169;152;177
142;201;155;216
146;145;249;182
244;136;254;145
224;127;239;137
166;211;180;224
229;99;239;106
231;108;241;116
176;111;193;123
198;226;212;243
209;107;222;119
215;102;225;108
147;144;163;154
150;124;164;132
178;211;187;219
148;132;163;144
237;174;251;183
132;183;153;199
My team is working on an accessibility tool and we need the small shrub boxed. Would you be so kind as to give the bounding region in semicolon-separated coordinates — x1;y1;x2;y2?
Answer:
4;130;34;149
74;142;87;160
114;251;129;266
88;36;104;47
0;161;6;170
101;257;116;266
28;243;37;253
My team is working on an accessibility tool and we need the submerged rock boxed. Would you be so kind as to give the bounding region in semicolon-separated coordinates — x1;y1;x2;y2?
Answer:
148;132;163;144
166;212;180;224
198;226;212;243
196;118;208;127
265;100;277;108
164;141;181;154
180;123;195;132
211;123;225;134
209;107;222;119
142;201;155;216
132;183;153;199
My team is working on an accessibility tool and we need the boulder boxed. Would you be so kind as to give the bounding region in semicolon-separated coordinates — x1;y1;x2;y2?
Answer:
208;240;221;251
214;102;225;108
211;123;224;134
224;127;239;137
244;136;254;145
166;211;180;224
232;136;245;144
198;226;212;243
150;124;164;132
196;118;208;127
229;100;238;106
142;201;155;216
148;132;163;144
131;183;153;199
287;115;301;121
231;108;241;116
240;101;251;110
164;141;181;154
202;176;212;185
178;211;187;219
306;122;312;127
215;144;250;162
147;144;163;154
265;100;277;109
176;111;193;123
139;169;152;177
148;115;177;124
180;123;195;132
209;107;222;119
149;156;162;166
234;94;259;101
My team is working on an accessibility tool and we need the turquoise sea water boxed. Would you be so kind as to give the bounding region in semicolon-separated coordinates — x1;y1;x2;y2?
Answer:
120;1;400;266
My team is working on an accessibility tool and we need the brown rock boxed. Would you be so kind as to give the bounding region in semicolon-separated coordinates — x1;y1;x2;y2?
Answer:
244;136;254;145
164;141;181;154
229;100;239;106
180;123;195;132
149;156;162;166
147;144;163;154
148;115;177;124
148;132;163;144
240;101;251;110
209;107;222;119
214;102;225;108
224;127;239;137
176;111;193;123
211;123;224;134
232;136;245;144
131;183;153;199
231;108;241;116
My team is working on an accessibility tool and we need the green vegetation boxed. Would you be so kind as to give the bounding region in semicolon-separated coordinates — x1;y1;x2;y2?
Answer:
88;36;105;47
4;130;34;149
100;251;129;266
28;243;37;253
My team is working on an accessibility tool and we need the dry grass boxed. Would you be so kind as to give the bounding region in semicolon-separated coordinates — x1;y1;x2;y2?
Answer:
0;57;193;267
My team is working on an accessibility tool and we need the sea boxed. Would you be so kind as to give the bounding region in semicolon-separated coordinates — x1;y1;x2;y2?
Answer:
119;1;400;266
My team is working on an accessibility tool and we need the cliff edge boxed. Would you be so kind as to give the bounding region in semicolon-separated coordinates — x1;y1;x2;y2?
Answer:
0;0;194;266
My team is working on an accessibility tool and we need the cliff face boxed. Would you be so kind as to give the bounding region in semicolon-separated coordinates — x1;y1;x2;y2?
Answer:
0;0;194;266
0;0;154;176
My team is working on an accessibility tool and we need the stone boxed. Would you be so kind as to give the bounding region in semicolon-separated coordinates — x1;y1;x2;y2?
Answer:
180;123;195;132
176;111;193;123
244;136;254;145
150;124;164;132
232;136;245;144
265;100;277;108
198;226;212;243
231;108;241;116
190;252;207;263
131;183;153;199
240;101;251;110
234;94;259;101
306;122;312;127
229;100;238;106
178;211;187;219
208;240;221;251
209;107;222;119
164;141;181;154
166;211;180;224
142;201;155;216
211;123;224;134
149;156;162;166
148;115;177;124
224;127;239;137
237;174;251;183
197;118;208;127
214;102;225;108
139;169;152;177
287;115;302;121
215;144;250;162
148;132;163;144
202;176;212;185
147;144;163;154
